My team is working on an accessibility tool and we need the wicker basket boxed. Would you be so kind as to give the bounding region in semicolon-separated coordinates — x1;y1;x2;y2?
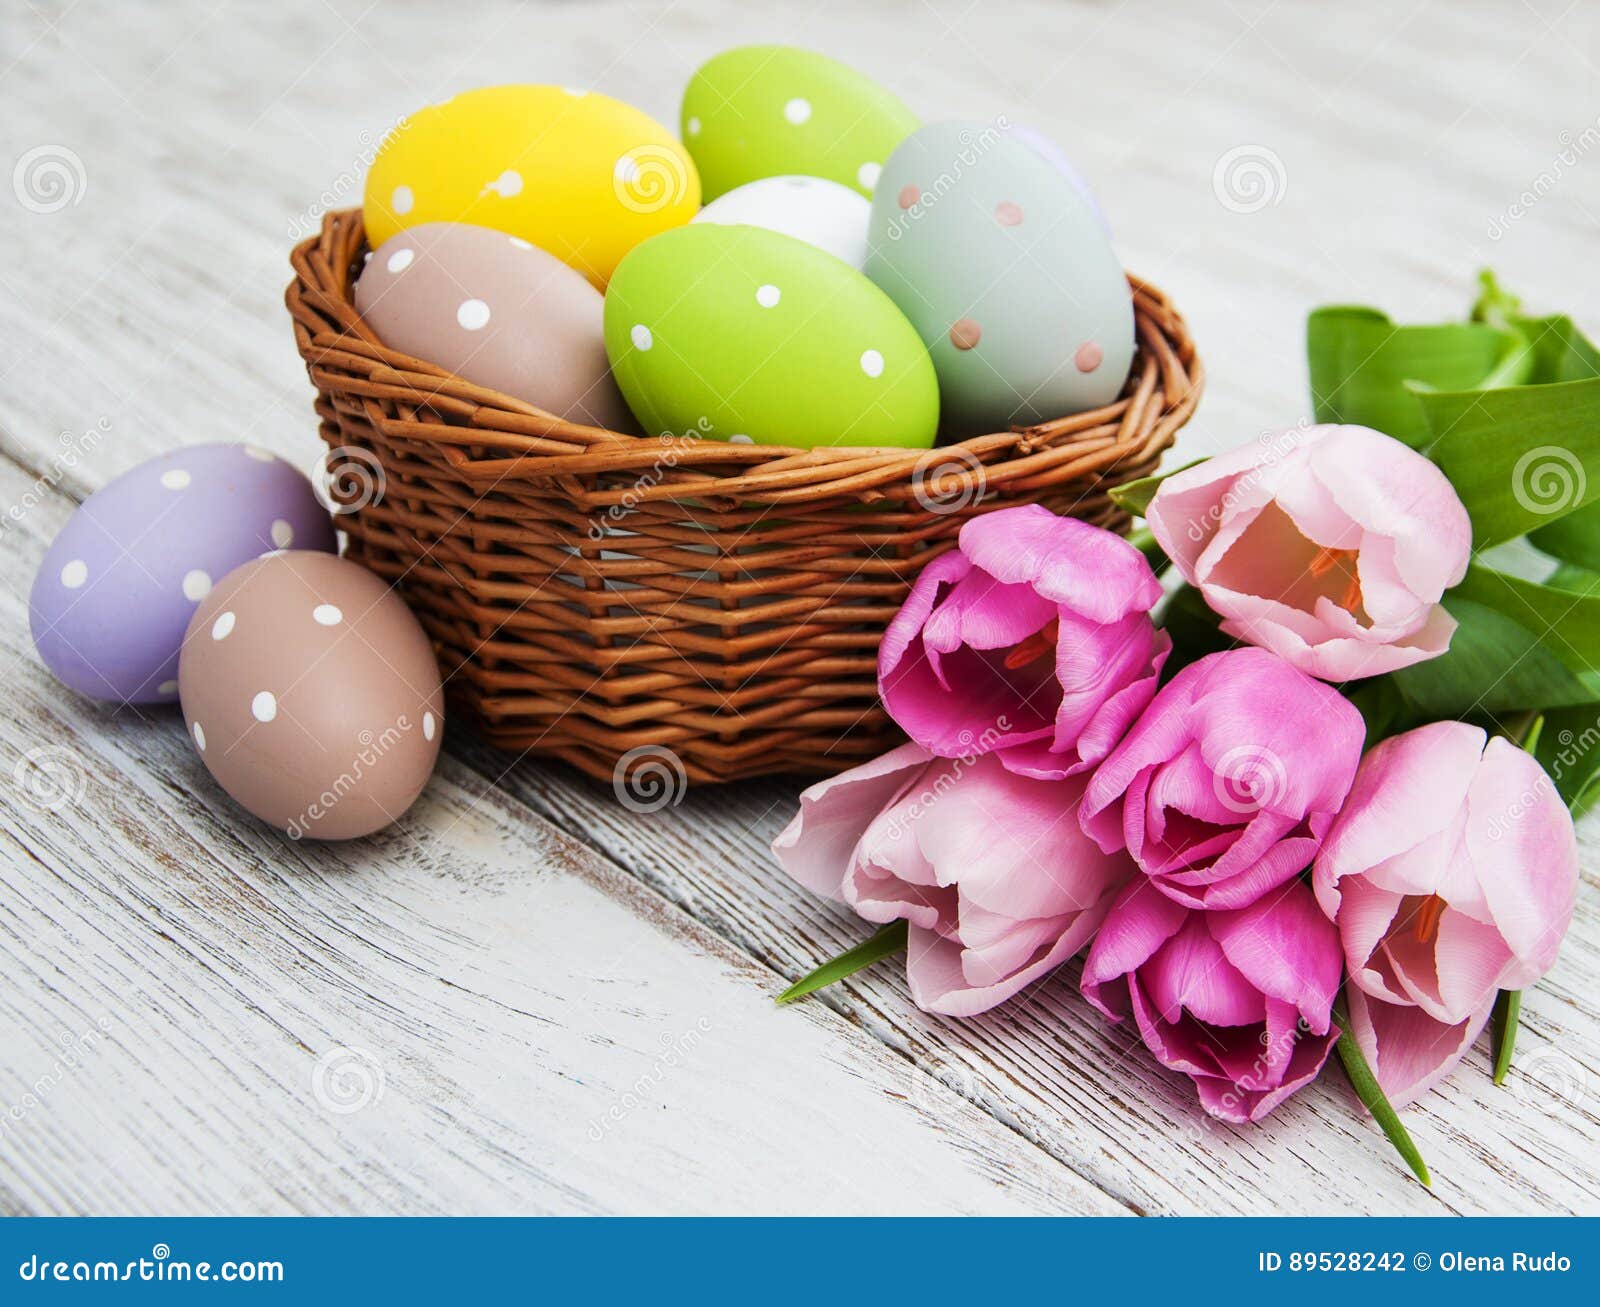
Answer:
285;208;1202;785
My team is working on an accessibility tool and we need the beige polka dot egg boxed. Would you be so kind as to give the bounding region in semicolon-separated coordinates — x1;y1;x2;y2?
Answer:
179;552;444;840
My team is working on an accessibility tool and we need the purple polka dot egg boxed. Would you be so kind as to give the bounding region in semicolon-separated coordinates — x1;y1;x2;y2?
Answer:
29;443;336;704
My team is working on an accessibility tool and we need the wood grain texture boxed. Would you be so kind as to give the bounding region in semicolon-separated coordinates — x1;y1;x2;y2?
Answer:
0;461;1118;1216
1;0;1597;1215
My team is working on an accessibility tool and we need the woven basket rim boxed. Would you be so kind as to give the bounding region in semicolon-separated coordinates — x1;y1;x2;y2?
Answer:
286;208;1204;506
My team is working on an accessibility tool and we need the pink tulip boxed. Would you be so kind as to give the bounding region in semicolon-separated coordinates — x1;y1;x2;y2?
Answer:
1082;877;1342;1122
773;742;1135;1016
1314;720;1578;1105
879;504;1169;780
1080;648;1364;910
1146;424;1471;682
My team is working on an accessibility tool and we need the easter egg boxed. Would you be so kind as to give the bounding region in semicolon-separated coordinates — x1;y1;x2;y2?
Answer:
692;175;871;268
179;552;443;840
682;46;917;201
357;222;631;430
29;444;336;704
364;86;699;289
1009;124;1111;235
603;224;938;449
866;121;1134;437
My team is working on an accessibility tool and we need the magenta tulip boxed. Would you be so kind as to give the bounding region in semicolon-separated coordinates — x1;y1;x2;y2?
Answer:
1080;648;1365;910
1146;424;1471;682
773;742;1135;1016
1082;877;1342;1122
1314;721;1578;1104
879;504;1169;779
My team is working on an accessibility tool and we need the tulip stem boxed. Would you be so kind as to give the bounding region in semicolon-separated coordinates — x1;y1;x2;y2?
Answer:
775;920;908;1005
1332;997;1432;1188
1492;989;1522;1086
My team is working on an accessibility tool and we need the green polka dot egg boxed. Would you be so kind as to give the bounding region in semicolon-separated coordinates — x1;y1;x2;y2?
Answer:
603;224;938;449
682;46;918;201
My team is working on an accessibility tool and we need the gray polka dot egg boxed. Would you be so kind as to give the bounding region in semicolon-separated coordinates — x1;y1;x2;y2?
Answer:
865;122;1135;438
28;443;335;703
179;552;444;840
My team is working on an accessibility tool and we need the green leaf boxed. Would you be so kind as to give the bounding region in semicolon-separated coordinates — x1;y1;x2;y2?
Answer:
1416;378;1600;547
1109;459;1200;518
1333;997;1431;1187
1532;704;1600;816
1389;596;1599;719
1347;678;1408;745
1492;989;1522;1087
775;920;907;1005
1473;276;1600;384
1307;305;1529;448
1520;713;1546;756
1531;502;1600;574
1153;583;1237;677
1452;563;1600;675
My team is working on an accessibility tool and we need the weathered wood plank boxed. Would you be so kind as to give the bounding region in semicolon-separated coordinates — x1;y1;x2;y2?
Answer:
1;0;1596;1215
0;462;1120;1215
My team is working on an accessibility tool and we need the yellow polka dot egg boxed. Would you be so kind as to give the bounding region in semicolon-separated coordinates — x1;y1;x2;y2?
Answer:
364;85;700;290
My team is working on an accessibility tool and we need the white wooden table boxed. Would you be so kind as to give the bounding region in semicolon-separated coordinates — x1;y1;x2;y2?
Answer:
1;0;1596;1216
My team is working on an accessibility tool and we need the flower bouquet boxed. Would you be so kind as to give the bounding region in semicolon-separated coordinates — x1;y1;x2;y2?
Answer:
770;273;1596;1183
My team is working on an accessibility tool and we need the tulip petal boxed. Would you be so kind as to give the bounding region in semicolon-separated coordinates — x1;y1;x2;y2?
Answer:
878;550;1059;757
1466;737;1579;981
773;743;933;899
1304;424;1473;600
905;912;1100;1017
1211;880;1341;1033
960;504;1165;624
1141;916;1266;1026
1344;986;1493;1108
906;756;1131;921
1081;880;1188;1019
1314;720;1484;919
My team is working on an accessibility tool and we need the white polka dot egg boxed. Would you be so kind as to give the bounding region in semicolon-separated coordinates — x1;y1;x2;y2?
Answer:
178;552;444;840
28;443;336;704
